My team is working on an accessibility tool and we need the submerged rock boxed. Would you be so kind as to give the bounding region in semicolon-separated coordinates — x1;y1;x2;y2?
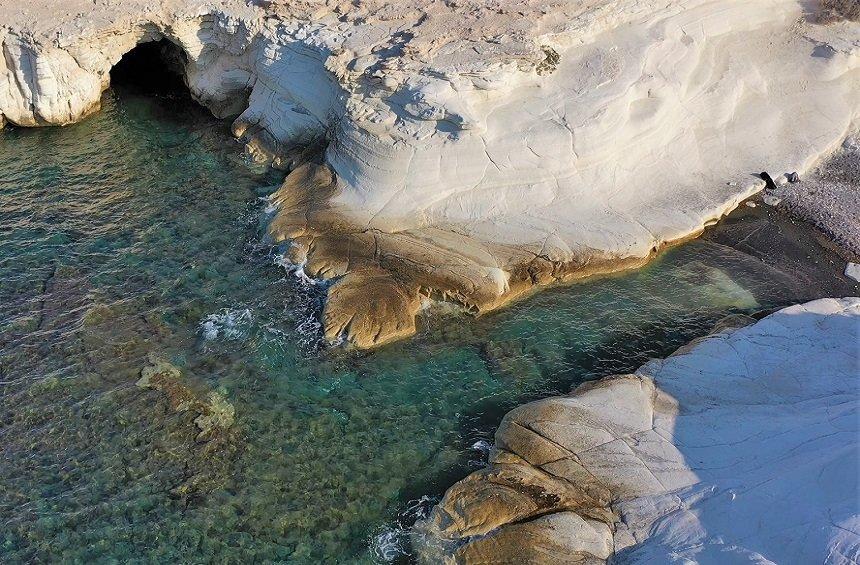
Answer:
137;354;235;441
193;391;237;441
415;298;860;563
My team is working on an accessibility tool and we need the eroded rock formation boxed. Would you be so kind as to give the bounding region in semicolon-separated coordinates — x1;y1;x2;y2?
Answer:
137;354;236;442
414;297;860;563
2;0;859;346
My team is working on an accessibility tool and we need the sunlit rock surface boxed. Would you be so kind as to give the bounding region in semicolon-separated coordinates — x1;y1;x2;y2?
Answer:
2;1;858;346
416;297;860;563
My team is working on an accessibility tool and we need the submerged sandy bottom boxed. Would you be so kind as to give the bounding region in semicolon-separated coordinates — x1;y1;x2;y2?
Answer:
0;88;857;563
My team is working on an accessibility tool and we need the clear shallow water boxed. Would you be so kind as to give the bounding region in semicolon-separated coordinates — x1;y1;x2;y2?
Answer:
0;88;854;563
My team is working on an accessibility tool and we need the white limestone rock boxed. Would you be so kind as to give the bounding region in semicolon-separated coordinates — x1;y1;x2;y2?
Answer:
2;1;858;346
417;298;860;563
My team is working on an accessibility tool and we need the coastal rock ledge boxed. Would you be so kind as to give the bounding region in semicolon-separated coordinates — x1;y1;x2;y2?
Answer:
414;297;860;563
2;1;859;347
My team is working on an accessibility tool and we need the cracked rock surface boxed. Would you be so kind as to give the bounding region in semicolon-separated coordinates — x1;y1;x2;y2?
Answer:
415;297;860;563
2;1;859;346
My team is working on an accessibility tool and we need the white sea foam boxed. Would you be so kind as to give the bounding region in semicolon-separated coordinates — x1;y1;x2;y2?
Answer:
469;439;492;468
370;495;437;562
200;308;253;341
325;331;346;348
471;439;491;454
263;197;278;215
273;252;318;287
371;529;403;562
294;312;324;349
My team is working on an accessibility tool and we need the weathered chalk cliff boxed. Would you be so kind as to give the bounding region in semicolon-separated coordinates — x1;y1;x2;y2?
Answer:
415;297;860;563
2;0;859;347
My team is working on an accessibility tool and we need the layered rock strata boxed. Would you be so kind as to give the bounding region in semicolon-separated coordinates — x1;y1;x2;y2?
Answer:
414;297;860;563
3;1;859;346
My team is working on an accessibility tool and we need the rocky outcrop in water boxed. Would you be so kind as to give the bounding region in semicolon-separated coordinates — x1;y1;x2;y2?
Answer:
2;1;858;347
137;354;235;442
415;298;860;563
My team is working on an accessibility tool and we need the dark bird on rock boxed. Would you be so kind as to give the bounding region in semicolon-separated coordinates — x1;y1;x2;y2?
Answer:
759;172;778;191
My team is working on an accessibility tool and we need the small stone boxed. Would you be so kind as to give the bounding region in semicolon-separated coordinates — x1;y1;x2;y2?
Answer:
846;263;860;283
786;171;800;183
762;194;782;206
745;201;756;208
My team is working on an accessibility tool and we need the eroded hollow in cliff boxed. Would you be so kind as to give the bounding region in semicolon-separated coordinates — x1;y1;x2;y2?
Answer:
110;39;190;96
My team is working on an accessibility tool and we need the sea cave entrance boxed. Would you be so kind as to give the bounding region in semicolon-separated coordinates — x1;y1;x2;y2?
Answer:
110;39;191;97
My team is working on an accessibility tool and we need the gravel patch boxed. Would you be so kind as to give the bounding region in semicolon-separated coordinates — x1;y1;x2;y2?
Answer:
763;136;860;258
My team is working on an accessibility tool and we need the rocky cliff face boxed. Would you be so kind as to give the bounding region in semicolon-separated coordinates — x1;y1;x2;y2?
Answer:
415;297;860;563
2;0;858;347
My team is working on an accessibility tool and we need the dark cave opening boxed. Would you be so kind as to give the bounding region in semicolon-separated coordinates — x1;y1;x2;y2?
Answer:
110;39;190;97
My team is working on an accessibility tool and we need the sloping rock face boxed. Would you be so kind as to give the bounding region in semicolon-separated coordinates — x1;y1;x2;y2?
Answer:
415;297;860;563
2;1;859;347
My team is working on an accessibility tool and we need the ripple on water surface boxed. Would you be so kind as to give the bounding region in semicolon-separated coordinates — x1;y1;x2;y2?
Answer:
0;88;855;563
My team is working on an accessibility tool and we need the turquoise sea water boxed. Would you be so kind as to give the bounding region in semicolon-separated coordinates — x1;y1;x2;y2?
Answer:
0;87;855;563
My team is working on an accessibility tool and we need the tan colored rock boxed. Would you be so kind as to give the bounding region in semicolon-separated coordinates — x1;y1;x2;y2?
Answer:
268;164;661;347
324;268;423;348
137;354;235;441
496;376;656;462
454;512;613;565
493;420;574;467
538;457;612;504
268;163;649;347
419;462;614;543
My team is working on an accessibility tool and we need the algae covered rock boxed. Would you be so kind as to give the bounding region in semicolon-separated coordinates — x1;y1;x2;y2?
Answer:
194;391;236;442
137;354;235;441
